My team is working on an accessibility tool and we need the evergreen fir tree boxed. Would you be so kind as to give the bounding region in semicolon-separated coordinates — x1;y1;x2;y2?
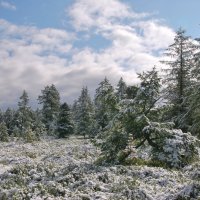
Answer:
101;122;129;163
3;108;15;135
115;77;127;102
24;126;37;143
94;77;117;132
16;90;33;137
38;84;60;135
187;84;200;138
76;87;94;138
99;67;199;167
0;122;9;142
32;109;46;139
57;102;74;138
99;68;162;162
126;85;139;99
12;126;20;138
72;100;79;133
161;28;198;131
0;109;3;123
187;38;200;137
121;67;161;147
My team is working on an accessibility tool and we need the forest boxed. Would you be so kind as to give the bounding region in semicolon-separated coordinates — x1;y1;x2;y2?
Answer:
0;29;200;199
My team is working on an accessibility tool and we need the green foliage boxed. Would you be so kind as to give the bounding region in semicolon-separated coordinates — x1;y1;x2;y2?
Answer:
162;28;199;131
187;83;200;138
100;123;129;163
73;87;94;138
115;77;127;102
3;108;15;135
123;157;168;168
15;90;34;136
98;68;162;163
57;102;74;138
24;126;38;143
38;84;60;134
0;122;9;142
94;155;107;166
126;85;139;99
98;67;199;168
122;67;161;142
94;77;118;132
32;109;46;139
0;109;3;123
12;126;20;138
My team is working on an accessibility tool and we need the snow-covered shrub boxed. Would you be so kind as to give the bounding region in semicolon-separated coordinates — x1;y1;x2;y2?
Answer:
24;127;38;143
169;182;200;200
0;137;200;199
152;129;199;168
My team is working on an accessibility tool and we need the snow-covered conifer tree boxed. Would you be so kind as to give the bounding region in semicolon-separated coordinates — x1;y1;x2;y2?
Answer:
32;109;46;139
15;90;33;137
162;28;199;131
75;87;94;138
3;108;15;135
186;38;200;137
94;77;117;132
38;84;60;135
100;67;199;167
115;77;127;102
57;102;74;138
0;122;9;142
0;109;3;123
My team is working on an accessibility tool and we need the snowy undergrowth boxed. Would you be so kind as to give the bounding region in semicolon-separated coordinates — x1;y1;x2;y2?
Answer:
0;137;199;200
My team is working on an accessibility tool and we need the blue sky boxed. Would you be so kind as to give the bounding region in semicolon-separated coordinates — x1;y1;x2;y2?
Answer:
0;0;199;108
131;0;200;38
1;0;199;36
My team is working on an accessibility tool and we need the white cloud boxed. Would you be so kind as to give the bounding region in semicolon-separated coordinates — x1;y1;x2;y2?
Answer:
0;19;75;107
67;0;175;79
67;0;147;31
0;0;175;108
0;1;16;10
138;20;175;51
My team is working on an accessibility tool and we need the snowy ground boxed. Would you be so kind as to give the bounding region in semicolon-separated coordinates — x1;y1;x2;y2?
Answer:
0;137;199;200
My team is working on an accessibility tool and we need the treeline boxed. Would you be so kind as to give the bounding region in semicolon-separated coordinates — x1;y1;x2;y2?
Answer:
0;28;200;168
0;77;131;141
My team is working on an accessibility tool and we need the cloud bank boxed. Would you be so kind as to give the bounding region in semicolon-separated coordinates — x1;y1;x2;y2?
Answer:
0;0;175;108
0;1;16;10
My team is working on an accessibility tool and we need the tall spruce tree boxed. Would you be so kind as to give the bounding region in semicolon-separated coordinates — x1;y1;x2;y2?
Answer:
94;77;117;131
16;90;33;137
72;100;79;133
123;67;161;143
115;77;127;102
38;84;60;134
0;122;9;142
32;109;46;139
162;28;198;131
0;109;3;123
3;108;15;135
75;87;94;138
57;102;74;138
187;38;200;136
